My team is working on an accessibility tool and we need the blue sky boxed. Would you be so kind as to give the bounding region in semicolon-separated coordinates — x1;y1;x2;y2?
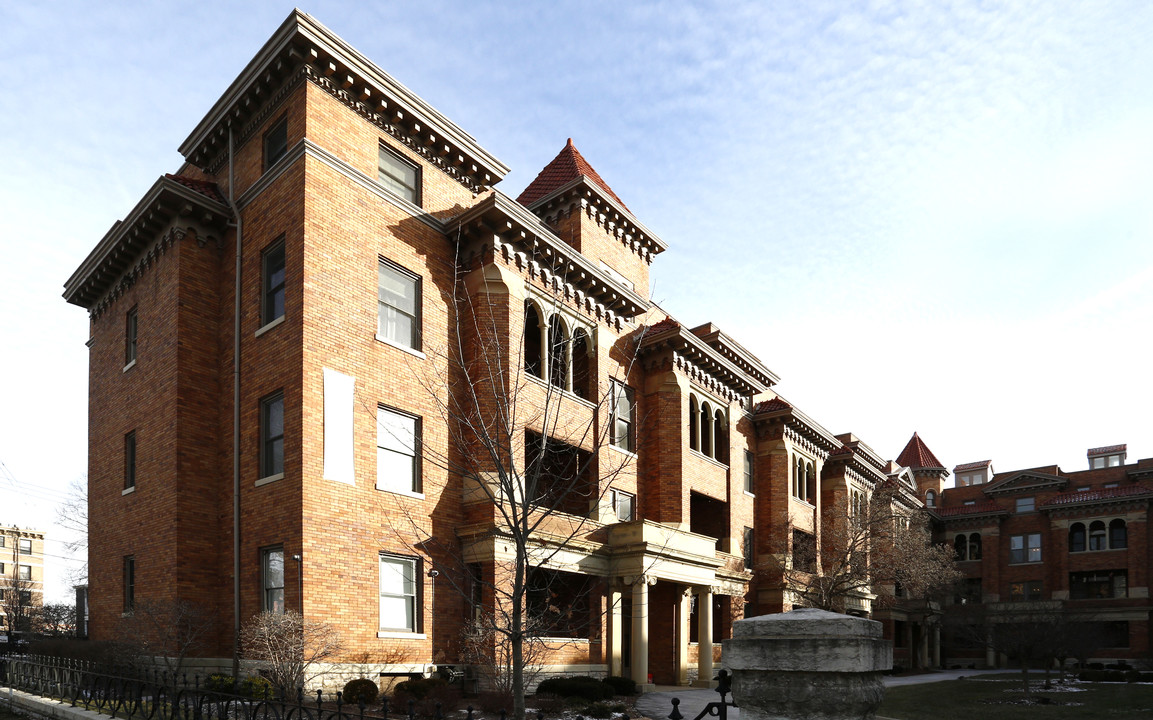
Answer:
2;1;1151;600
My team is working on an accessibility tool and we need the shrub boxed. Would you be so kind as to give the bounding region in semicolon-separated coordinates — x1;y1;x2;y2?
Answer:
601;676;637;696
581;701;615;718
343;678;380;705
1079;669;1126;682
536;676;614;700
239;676;274;699
395;677;447;701
474;690;512;713
206;673;237;693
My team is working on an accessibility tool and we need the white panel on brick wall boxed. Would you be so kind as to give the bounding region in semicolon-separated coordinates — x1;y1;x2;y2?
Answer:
323;368;356;485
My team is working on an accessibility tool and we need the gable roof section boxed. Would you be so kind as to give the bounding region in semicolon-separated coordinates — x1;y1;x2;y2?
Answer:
1041;484;1153;512
752;395;841;456
896;432;946;471
518;139;628;210
179;10;508;189
640;319;777;399
983;468;1068;496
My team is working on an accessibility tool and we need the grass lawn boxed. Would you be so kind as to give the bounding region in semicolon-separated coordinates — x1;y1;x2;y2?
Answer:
878;674;1153;719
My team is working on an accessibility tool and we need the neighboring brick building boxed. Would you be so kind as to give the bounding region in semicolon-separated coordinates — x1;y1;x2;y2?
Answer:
0;525;45;640
66;10;931;687
916;442;1153;666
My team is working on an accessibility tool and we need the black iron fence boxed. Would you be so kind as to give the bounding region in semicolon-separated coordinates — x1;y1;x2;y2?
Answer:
1;655;734;720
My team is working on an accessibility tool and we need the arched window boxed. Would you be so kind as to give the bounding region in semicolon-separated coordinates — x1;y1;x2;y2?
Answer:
524;303;543;378
955;535;967;561
805;462;816;503
968;533;981;561
925;490;937;508
571;328;591;399
688;396;699;451
547;315;569;390
1110;519;1127;549
700;401;713;457
1089;520;1107;551
1069;522;1086;553
713;409;727;464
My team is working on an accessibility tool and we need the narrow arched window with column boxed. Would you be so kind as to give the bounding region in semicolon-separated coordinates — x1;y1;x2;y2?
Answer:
1069;522;1086;552
700;401;713;457
805;462;815;503
1110;519;1127;549
524;303;543;379
571;328;591;399
689;396;699;451
547;315;569;390
713;408;727;464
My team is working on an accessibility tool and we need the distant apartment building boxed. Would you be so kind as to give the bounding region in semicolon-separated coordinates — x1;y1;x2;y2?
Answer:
0;525;45;639
926;443;1153;665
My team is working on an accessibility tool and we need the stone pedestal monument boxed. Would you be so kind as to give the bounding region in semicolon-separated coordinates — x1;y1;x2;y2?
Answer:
722;608;892;720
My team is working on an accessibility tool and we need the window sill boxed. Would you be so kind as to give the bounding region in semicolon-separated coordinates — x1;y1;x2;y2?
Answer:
525;374;597;408
122;359;136;373
376;484;425;500
122;486;136;496
378;631;426;639
689;449;729;468
609;444;638;459
375;334;426;359
256;473;285;487
1007;561;1042;566
255;316;285;337
790;497;816;509
1072;547;1128;554
743;490;756;499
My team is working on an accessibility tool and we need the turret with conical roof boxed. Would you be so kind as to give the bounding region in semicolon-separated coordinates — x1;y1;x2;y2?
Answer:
896;432;949;507
516;139;666;299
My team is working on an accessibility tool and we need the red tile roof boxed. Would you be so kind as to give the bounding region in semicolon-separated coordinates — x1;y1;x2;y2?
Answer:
647;317;680;334
1087;444;1126;456
936;501;1005;517
516;139;630;211
753;397;792;413
896;432;945;470
1041;485;1151;508
165;173;228;205
954;460;991;472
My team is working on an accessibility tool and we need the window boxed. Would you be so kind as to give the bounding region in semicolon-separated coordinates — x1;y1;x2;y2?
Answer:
958;475;969;487
18;591;32;606
123;556;135;612
1069;523;1086;552
379;554;417;632
1009;580;1042;602
1009;533;1042;563
377;260;420;350
524;303;544;379
1093;457;1104;469
611;489;635;522
125;306;138;365
0;536;4;547
792;457;815;503
260;392;285;479
1015;497;1034;513
377;407;419;494
124;431;136;490
263;116;288;171
1089;521;1107;551
1070;570;1127;600
0;562;4;574
18;565;31;580
743;450;754;494
571;328;592;399
548;316;569;390
261;240;286;326
610;380;635;452
18;538;32;555
261;547;285;613
792;530;816;574
1104;481;1119;489
925;489;936;507
688;396;699;451
378;145;419;204
1110;519;1127;549
742;527;755;569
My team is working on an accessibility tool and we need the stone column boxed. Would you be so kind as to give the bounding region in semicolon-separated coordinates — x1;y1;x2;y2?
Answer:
724;608;892;720
932;625;941;668
608;585;623;677
918;623;929;670
676;587;691;685
692;586;715;688
630;576;653;690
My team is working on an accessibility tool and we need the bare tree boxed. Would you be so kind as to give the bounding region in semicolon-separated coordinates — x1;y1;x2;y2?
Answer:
39;602;77;637
55;476;89;585
1;574;42;639
240;611;343;696
769;483;960;613
118;600;216;679
377;250;647;718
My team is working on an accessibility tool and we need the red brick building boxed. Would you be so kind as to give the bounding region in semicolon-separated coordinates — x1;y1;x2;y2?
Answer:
917;442;1153;667
66;10;934;688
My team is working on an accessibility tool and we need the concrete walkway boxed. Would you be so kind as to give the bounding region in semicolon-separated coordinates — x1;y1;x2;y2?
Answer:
635;669;1008;720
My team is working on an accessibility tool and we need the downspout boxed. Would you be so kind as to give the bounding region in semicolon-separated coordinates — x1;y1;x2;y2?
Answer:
229;125;243;678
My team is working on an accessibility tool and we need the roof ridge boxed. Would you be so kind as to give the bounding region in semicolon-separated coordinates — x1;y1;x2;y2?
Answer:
516;139;630;211
896;432;946;470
